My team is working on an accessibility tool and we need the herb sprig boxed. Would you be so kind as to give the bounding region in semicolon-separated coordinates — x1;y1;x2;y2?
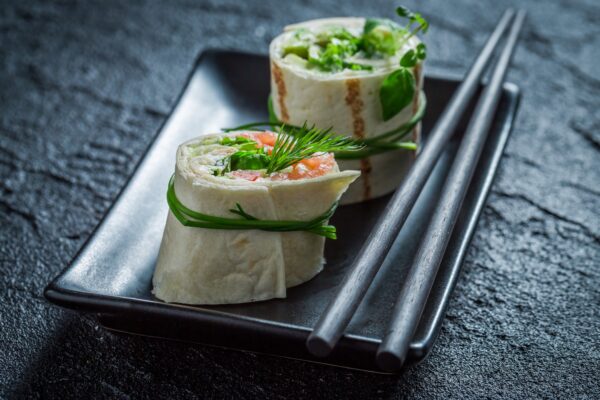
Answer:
396;6;429;42
266;125;360;173
167;175;339;239
378;6;428;121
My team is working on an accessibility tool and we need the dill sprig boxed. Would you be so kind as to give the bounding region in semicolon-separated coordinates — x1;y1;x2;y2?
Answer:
266;124;361;173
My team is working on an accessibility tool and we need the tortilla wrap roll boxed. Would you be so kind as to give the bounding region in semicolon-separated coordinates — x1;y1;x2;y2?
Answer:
153;131;359;305
269;17;424;204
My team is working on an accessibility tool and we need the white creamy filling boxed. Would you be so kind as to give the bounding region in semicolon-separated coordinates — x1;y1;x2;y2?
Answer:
184;143;236;177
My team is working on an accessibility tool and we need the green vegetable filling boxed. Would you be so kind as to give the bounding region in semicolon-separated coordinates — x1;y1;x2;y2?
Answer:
283;27;371;72
228;151;270;171
218;136;268;173
362;18;405;56
281;6;428;74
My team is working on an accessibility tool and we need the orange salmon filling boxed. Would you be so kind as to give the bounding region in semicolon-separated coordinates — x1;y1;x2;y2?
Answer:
233;131;336;181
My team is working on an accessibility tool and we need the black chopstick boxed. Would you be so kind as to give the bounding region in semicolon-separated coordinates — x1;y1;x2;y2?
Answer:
376;10;527;372
306;9;517;358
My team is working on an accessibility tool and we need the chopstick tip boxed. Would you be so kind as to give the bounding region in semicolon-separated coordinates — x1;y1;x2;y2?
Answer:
306;334;334;357
376;349;406;372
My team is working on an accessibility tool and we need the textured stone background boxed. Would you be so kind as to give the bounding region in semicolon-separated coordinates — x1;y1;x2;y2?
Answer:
1;0;599;398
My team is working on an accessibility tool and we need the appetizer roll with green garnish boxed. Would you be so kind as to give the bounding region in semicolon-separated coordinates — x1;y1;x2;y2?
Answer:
153;129;359;305
269;8;427;203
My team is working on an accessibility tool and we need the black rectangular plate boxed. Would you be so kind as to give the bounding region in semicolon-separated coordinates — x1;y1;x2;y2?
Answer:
45;49;520;373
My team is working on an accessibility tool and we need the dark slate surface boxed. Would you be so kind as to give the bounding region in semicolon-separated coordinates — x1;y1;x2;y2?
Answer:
1;0;599;398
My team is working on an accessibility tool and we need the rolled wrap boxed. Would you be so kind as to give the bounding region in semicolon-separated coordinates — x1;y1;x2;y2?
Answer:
153;132;359;305
269;17;424;204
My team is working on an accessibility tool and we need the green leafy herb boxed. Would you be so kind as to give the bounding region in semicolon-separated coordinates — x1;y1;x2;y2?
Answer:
416;43;427;59
220;136;259;153
228;203;258;220
308;37;363;72
282;28;313;58
283;41;310;59
398;44;426;68
220;136;255;146
399;49;417;67
379;68;415;121
396;6;429;35
362;18;404;56
218;136;266;174
362;6;428;58
344;62;373;71
228;151;270;171
167;175;340;239
315;26;356;46
284;26;368;72
266;124;360;173
376;6;428;121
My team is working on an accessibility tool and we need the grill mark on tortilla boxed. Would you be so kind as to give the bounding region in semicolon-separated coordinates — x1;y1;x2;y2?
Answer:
272;62;289;121
345;78;372;200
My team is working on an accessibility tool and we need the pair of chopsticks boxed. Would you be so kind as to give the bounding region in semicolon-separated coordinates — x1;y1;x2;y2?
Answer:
307;9;526;371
